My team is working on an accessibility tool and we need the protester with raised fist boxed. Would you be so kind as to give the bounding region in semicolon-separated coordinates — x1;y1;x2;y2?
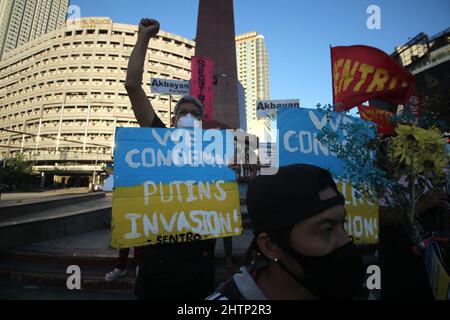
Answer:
125;18;216;300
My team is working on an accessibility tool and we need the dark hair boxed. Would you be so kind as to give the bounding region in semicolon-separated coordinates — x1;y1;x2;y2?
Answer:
174;96;204;117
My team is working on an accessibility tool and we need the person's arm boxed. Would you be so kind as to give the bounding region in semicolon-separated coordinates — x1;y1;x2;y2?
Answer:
415;188;448;216
379;188;448;228
125;18;160;127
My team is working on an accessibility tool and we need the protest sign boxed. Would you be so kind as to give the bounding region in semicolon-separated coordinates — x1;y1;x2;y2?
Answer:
150;78;190;96
256;99;300;119
190;56;215;122
111;127;242;248
278;107;374;177
336;181;379;244
278;108;379;244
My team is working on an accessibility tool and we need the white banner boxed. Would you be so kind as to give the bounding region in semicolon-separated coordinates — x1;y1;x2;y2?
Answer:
150;78;190;96
256;99;300;119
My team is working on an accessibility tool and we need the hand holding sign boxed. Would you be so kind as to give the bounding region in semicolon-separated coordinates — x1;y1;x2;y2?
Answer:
138;18;160;39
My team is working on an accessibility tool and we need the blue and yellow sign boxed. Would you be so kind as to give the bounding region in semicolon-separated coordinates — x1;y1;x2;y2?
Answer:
336;181;379;245
277;108;379;244
277;107;375;177
111;127;242;248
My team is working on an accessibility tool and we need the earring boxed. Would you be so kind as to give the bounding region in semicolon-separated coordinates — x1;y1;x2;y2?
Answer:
274;258;279;262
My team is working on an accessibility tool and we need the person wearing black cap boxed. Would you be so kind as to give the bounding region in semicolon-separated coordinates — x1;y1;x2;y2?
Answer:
207;164;365;300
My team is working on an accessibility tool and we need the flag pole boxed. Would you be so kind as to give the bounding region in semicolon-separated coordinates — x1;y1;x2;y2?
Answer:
330;45;336;107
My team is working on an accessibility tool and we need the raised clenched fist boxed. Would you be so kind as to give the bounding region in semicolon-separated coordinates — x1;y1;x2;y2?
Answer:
138;18;160;39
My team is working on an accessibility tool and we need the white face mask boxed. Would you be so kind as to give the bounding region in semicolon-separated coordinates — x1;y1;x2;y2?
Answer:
176;113;201;128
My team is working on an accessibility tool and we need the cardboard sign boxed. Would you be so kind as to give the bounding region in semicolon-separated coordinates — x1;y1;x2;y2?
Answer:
111;127;242;248
336;181;379;244
277;108;379;244
278;108;375;177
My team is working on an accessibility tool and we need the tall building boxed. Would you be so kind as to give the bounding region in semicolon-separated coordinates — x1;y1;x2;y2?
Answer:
195;0;240;129
391;27;450;124
393;33;430;69
0;0;69;61
235;31;270;139
0;17;195;187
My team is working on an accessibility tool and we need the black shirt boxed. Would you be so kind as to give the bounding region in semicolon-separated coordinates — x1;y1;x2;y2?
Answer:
150;113;166;129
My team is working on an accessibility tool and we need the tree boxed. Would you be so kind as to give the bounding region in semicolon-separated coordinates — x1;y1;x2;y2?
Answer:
0;154;34;191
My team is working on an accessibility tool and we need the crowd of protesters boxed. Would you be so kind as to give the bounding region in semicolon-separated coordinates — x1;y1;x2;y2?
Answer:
104;17;450;300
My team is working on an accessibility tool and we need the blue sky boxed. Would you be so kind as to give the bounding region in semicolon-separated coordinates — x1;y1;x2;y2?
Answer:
70;0;449;108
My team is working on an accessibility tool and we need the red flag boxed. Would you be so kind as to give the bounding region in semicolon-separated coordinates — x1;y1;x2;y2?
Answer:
331;45;416;112
358;105;396;135
190;56;215;122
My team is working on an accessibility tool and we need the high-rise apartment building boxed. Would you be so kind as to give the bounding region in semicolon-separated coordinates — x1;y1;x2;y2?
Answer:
0;0;69;60
235;31;270;139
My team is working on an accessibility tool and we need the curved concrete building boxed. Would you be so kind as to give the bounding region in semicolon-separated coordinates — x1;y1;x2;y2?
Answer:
0;17;194;186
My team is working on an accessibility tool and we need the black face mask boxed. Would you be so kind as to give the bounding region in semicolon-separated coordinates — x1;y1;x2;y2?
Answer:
274;240;365;300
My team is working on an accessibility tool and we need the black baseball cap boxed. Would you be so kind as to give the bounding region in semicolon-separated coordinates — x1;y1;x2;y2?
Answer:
246;164;345;235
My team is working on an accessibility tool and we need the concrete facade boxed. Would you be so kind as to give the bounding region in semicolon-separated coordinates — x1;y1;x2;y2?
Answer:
0;17;195;180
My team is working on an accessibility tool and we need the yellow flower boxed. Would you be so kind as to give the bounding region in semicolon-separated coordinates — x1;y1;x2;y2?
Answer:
423;126;447;148
390;125;447;176
395;124;427;144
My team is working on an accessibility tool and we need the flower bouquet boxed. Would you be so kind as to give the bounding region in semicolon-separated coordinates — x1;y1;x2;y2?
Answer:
318;103;450;298
316;104;449;251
